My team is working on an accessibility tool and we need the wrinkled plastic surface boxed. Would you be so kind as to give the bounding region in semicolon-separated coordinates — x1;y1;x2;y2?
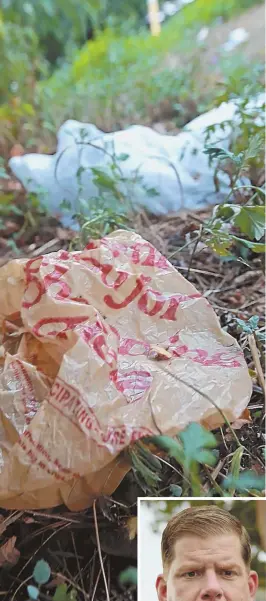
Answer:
9;97;264;228
0;231;252;509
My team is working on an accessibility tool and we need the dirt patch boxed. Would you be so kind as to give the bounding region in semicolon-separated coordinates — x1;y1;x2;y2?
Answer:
167;4;265;72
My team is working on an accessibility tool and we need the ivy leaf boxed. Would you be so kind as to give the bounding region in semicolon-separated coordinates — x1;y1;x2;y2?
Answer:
33;560;51;585
27;585;39;600
119;566;137;586
180;423;217;471
234;206;265;241
231;236;265;253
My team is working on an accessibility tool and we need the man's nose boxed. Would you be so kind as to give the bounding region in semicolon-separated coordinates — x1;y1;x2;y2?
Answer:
200;569;224;600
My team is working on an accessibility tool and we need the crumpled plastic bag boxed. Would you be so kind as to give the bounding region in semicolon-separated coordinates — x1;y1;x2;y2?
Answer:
0;231;252;510
9;95;264;228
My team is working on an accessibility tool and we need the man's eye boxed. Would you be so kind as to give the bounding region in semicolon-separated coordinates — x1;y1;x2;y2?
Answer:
185;571;198;578
222;570;234;577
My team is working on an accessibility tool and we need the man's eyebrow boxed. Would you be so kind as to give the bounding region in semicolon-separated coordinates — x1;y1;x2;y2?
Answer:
174;563;203;573
174;561;242;574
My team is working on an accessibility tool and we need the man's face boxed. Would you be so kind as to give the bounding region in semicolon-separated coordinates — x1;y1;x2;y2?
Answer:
156;533;258;601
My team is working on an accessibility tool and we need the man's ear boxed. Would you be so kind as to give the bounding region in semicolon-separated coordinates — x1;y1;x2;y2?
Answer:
156;574;167;601
248;570;259;600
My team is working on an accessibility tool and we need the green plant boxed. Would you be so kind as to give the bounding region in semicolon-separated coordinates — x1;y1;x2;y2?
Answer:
27;560;78;601
119;566;137;586
178;130;265;268
56;135;160;243
128;423;220;496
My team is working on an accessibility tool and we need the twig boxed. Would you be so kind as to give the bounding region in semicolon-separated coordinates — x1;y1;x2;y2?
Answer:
93;500;110;601
186;225;203;279
29;238;60;257
172;266;224;278
248;333;265;399
10;575;32;601
91;562;106;601
24;510;80;523
0;511;23;535
167;235;200;259
71;531;86;601
16;523;69;582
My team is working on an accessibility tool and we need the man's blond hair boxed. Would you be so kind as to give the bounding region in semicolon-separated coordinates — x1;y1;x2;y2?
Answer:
161;505;251;569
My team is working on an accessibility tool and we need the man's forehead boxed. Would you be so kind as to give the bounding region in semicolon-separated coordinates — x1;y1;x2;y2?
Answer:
173;533;243;562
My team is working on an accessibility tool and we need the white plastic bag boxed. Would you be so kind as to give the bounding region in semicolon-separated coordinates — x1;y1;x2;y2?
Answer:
9;96;263;227
0;231;252;510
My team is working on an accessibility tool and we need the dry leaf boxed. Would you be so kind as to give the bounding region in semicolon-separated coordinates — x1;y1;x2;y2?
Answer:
10;144;25;158
20;333;60;379
125;516;137;540
148;344;172;361
0;515;6;536
230;408;252;430
0;511;24;536
0;536;20;567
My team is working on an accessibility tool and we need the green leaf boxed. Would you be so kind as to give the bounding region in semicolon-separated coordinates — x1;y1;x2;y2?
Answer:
135;442;162;472
60;199;72;211
147;435;184;466
27;585;39;600
205;233;233;256
91;168;116;192
223;471;265;492
234;206;265;241
180;423;217;471
116;153;129;161
76;166;86;178
119;566;137;586
130;449;161;488
231;236;266;253
53;584;68;601
0;169;10;180
227;446;244;495
248;315;260;331
236;315;259;334
68;590;78;601
243;133;264;162
33;560;51;585
169;484;182;497
203;146;242;165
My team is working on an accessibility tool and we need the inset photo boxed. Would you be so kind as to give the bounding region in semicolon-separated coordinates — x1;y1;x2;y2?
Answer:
138;498;266;601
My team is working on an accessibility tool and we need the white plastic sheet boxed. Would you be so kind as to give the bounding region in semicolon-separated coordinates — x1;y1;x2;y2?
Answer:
9;96;263;228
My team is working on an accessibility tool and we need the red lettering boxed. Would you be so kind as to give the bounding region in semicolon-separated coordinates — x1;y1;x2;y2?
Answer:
131;242;169;269
43;264;71;300
119;338;149;356
138;288;165;316
33;315;89;338
104;275;148;309
93;334;117;367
